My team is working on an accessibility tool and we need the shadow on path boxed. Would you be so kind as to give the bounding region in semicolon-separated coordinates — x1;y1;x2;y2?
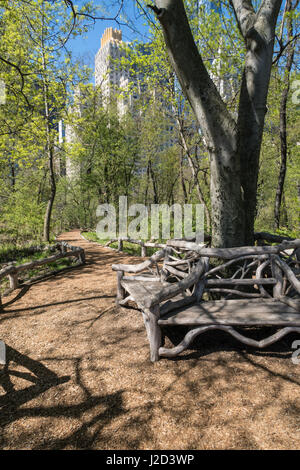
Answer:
0;346;70;427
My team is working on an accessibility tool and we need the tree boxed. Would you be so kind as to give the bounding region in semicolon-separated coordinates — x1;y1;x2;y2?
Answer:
255;64;299;235
0;0;90;241
274;0;299;229
65;85;140;225
148;0;286;247
118;22;214;228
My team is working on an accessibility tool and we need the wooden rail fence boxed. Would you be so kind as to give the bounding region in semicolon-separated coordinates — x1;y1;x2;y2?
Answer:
85;230;296;258
104;238;167;257
0;242;85;307
104;236;211;257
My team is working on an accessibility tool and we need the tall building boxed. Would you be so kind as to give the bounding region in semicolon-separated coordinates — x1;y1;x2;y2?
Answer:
95;28;131;115
95;27;123;89
95;28;150;116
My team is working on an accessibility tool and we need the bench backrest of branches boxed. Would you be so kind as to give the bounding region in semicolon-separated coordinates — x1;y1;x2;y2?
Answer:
112;242;206;302
198;243;300;307
113;239;300;308
0;242;85;306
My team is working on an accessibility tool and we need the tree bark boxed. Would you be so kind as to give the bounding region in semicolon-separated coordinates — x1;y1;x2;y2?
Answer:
10;160;15;188
154;0;243;247
41;30;56;242
149;159;159;204
234;0;283;243
179;150;188;204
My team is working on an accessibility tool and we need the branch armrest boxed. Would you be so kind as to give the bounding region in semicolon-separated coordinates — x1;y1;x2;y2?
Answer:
112;249;166;274
145;258;207;309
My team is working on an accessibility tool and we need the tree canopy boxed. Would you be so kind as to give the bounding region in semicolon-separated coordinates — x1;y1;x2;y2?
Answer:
0;0;299;246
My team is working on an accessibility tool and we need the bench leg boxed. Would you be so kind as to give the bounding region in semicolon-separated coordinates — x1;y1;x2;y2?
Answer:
143;306;161;362
116;271;125;306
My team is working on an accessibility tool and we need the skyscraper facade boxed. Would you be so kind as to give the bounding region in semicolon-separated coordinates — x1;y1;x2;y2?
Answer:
95;28;132;115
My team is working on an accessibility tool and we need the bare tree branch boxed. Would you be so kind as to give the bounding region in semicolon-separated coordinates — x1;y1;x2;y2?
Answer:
64;0;124;24
273;32;300;64
0;56;32;108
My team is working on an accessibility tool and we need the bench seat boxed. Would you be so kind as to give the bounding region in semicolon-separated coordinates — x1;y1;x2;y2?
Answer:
121;279;195;313
121;279;166;308
121;279;165;295
158;299;300;326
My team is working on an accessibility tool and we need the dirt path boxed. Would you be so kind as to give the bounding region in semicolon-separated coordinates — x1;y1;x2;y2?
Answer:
0;229;299;449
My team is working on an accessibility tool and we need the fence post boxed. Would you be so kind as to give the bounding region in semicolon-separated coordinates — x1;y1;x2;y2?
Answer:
116;270;125;304
8;268;18;290
118;238;123;252
141;242;146;257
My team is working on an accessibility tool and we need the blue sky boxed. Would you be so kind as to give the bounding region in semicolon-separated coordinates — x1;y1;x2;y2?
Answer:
67;1;151;77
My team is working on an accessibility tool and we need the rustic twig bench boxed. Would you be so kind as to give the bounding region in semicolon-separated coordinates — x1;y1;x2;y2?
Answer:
112;240;300;362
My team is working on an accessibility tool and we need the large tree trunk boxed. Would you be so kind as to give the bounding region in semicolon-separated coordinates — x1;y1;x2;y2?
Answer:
43;137;56;242
41;46;56;242
236;0;283;243
153;0;282;247
43;171;56;242
153;0;244;247
274;0;295;229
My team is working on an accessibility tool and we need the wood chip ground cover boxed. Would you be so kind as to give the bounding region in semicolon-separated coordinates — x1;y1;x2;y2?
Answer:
0;230;299;449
